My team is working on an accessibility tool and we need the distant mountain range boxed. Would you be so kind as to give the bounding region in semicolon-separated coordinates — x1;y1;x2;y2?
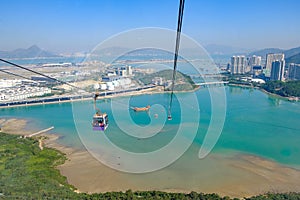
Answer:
247;48;284;58
204;44;300;62
248;46;300;58
204;44;251;55
283;46;300;58
248;46;300;64
286;53;300;64
2;44;300;64
0;45;61;59
95;45;300;64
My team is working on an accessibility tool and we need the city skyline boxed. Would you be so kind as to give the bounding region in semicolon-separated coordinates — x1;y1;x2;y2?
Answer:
1;0;300;53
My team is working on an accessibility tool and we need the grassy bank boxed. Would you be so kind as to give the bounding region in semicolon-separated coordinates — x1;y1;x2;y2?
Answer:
262;80;300;98
1;132;300;199
0;132;77;199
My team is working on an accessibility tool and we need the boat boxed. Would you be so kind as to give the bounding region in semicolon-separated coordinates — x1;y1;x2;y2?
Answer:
288;96;299;102
132;105;151;112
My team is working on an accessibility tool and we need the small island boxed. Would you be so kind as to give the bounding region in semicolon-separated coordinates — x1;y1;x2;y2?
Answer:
136;69;198;92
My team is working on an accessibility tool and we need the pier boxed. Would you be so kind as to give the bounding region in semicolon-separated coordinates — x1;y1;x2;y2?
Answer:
27;126;54;138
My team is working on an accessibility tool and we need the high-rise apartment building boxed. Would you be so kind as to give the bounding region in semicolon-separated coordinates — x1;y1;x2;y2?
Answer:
270;61;285;81
288;63;300;80
265;53;285;77
250;55;262;67
231;55;246;74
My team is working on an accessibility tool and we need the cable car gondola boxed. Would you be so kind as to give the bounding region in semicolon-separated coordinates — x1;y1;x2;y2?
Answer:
92;112;109;131
92;93;108;131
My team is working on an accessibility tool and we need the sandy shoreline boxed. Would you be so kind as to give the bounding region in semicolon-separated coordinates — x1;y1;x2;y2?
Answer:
1;117;300;198
54;149;300;198
44;140;300;198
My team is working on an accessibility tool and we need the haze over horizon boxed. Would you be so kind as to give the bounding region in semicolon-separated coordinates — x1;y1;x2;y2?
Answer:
1;0;300;53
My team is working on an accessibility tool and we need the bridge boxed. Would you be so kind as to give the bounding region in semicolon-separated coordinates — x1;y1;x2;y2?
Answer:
0;85;157;107
190;74;227;78
196;81;229;86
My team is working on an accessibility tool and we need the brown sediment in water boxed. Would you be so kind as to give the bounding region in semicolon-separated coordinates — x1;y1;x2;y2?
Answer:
0;118;31;135
2;117;300;198
49;140;300;198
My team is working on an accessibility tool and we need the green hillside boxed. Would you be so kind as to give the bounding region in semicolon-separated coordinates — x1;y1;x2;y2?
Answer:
262;80;300;97
0;132;76;199
137;69;197;91
284;46;300;58
286;53;300;64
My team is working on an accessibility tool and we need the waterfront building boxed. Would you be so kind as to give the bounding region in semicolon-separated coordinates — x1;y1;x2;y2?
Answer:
0;78;52;101
115;65;133;77
265;53;285;78
126;65;133;76
0;79;22;88
249;55;262;74
102;75;121;82
0;86;51;101
115;68;127;77
107;70;116;77
252;65;263;77
250;55;262;67
230;55;246;74
270;60;285;81
251;78;265;84
288;63;300;80
152;77;164;85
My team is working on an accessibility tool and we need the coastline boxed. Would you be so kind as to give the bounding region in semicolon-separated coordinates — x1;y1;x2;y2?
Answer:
55;148;300;198
228;83;299;102
5;83;295;111
0;85;201;109
259;88;299;101
2;117;300;198
0;86;160;109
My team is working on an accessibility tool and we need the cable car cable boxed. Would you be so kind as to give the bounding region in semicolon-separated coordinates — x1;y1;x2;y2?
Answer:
168;0;185;120
0;58;106;130
1;0;185;127
0;58;82;91
0;68;35;81
0;58;102;111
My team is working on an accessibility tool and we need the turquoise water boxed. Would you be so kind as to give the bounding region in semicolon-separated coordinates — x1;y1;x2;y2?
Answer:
1;86;300;168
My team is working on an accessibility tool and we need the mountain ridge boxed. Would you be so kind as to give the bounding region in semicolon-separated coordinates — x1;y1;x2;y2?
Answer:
248;48;284;58
0;45;61;59
286;53;300;64
204;44;251;55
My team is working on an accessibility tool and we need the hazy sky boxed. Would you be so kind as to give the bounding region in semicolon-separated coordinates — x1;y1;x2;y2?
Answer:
1;0;300;53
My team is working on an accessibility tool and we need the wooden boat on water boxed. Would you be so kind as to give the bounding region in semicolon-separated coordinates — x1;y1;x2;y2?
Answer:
288;96;299;102
131;105;151;112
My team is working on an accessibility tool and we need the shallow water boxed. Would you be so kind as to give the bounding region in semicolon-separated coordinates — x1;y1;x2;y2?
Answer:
1;86;300;169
